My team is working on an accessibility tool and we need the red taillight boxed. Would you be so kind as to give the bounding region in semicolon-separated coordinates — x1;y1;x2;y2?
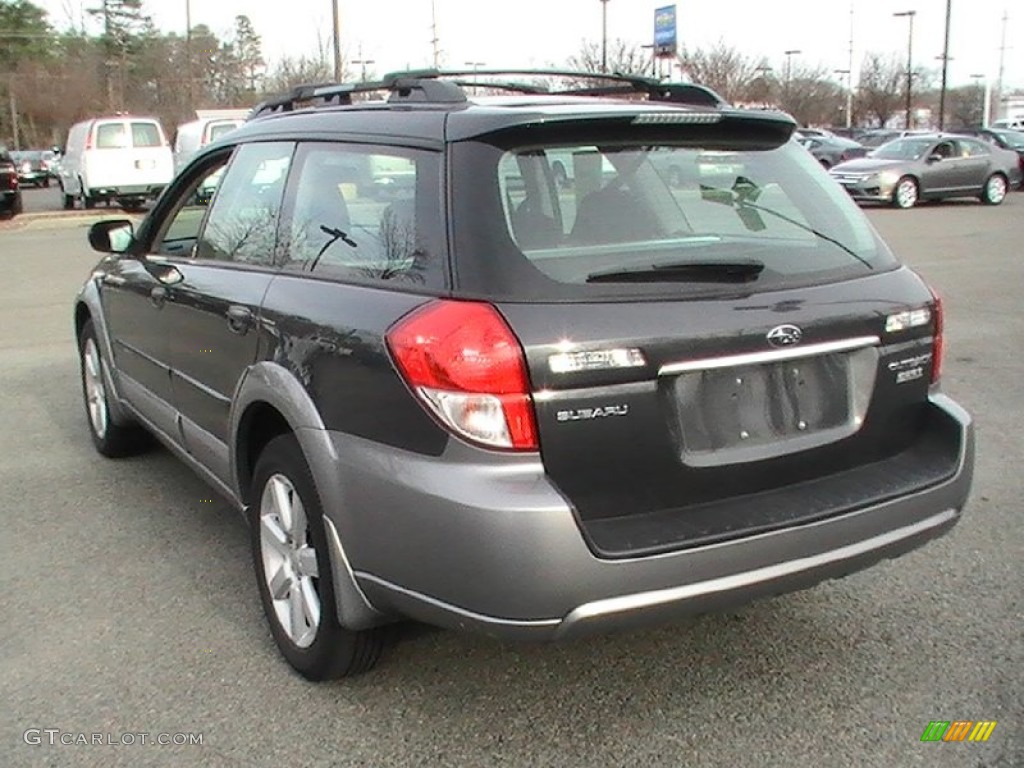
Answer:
386;300;538;451
839;152;850;163
929;289;944;384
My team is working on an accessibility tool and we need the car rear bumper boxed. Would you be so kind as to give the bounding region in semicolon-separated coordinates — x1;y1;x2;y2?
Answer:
87;185;165;199
327;394;973;640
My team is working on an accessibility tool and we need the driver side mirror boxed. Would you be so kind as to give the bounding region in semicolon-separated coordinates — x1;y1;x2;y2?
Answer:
88;219;135;254
927;153;944;164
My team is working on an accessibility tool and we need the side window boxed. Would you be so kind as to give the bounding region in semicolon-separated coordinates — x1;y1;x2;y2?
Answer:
194;142;294;265
151;160;230;257
280;143;444;288
961;140;988;158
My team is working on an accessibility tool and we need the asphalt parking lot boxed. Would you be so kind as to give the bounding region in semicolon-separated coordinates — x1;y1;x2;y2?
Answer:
1;197;1021;768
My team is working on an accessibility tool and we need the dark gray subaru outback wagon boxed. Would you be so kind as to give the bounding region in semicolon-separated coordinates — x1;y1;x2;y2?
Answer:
74;70;974;680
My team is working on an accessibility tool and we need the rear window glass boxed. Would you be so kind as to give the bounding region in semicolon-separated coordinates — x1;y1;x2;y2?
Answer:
451;127;895;301
95;123;128;149
131;122;162;147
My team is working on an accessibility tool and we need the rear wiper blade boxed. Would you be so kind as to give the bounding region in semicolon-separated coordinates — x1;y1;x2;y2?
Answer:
586;259;765;283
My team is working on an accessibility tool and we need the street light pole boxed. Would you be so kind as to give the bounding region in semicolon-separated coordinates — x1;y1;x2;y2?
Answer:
893;10;916;129
937;0;952;130
834;69;852;128
600;0;610;73
783;49;801;83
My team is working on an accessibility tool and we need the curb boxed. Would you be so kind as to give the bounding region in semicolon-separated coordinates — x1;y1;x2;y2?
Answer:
0;211;144;233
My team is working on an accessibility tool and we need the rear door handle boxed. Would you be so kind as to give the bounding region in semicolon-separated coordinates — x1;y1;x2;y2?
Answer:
226;305;254;334
149;285;167;308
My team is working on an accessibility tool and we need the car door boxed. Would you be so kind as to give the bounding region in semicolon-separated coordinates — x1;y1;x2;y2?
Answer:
97;232;179;439
920;139;961;194
155;141;295;485
957;139;996;190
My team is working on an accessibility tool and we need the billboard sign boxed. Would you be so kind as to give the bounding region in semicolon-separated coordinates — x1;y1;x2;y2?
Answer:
654;5;677;57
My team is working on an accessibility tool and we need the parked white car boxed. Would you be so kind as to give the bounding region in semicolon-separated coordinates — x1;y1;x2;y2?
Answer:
173;109;248;173
59;116;174;210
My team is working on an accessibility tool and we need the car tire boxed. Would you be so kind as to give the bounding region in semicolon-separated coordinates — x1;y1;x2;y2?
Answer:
980;173;1008;205
892;176;918;209
250;434;384;680
63;190;75;210
819;158;832;169
78;320;150;458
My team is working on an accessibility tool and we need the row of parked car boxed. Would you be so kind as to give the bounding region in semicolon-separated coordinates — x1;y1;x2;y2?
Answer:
795;125;1024;208
0;109;249;219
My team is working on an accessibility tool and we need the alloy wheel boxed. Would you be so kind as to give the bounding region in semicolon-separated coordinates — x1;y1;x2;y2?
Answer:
259;474;321;648
985;175;1007;204
82;337;109;439
895;179;918;209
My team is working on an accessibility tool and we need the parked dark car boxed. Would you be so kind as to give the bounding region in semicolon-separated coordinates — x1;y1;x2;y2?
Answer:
950;127;1024;184
73;70;974;680
829;133;1020;208
11;150;52;187
796;134;867;168
0;147;24;218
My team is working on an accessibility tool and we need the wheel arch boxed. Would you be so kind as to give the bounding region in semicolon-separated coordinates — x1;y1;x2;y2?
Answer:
229;362;389;630
74;288;133;426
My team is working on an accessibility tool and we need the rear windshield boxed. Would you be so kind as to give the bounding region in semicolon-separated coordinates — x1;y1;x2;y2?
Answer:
94;121;162;148
451;126;896;301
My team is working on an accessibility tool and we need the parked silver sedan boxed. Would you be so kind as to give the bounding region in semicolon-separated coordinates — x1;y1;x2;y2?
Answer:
828;134;1021;209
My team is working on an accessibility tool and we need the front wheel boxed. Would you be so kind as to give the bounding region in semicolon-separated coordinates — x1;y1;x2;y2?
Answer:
980;173;1008;205
250;434;384;680
78;320;150;457
892;176;919;209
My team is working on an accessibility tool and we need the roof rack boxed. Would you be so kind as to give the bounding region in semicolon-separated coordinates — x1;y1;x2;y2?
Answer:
248;68;730;120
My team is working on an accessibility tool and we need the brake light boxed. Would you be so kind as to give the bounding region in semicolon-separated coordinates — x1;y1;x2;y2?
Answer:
929;288;944;384
386;300;539;451
839;152;850;163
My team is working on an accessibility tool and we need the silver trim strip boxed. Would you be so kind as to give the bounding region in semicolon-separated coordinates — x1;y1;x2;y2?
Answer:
658;335;881;376
561;508;957;627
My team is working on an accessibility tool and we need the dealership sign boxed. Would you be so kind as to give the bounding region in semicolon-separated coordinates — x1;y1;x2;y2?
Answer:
654;5;677;57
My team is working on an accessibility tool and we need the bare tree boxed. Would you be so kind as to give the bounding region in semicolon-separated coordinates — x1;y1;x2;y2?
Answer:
566;39;652;81
777;63;845;126
856;52;905;128
677;41;759;103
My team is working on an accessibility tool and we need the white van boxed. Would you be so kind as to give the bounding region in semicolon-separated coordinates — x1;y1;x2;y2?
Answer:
173;109;249;173
60;116;174;210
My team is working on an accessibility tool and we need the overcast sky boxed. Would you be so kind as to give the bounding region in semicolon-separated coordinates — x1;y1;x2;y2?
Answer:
40;0;1021;89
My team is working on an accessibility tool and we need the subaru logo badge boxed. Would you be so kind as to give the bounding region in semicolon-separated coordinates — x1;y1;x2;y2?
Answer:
766;324;803;348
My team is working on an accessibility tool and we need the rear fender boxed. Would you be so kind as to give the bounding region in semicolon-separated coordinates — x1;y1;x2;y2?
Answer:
229;362;389;630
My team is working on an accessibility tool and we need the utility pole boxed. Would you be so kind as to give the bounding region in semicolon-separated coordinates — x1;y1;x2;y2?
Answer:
893;10;916;129
185;0;193;112
353;45;375;82
430;0;440;68
937;0;952;130
846;2;855;128
331;0;342;81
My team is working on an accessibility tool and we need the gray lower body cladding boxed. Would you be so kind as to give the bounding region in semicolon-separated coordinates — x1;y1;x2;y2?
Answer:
320;394;973;639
